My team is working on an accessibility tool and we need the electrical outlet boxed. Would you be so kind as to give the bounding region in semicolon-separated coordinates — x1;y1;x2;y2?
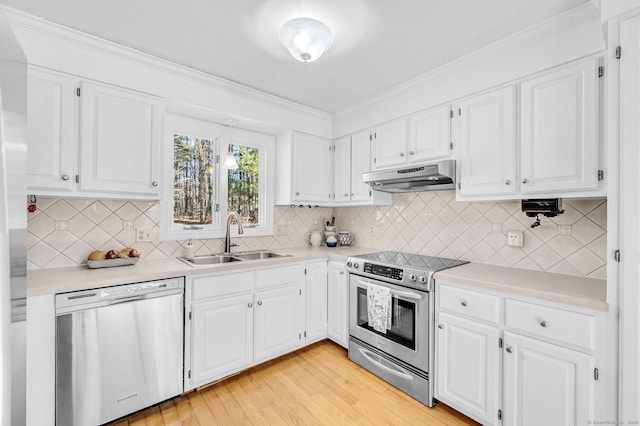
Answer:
507;230;524;247
54;221;68;231
124;220;134;230
558;225;571;236
136;228;152;242
369;226;375;235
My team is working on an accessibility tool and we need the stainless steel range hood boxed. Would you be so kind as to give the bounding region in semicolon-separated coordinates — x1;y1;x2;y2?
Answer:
363;159;456;193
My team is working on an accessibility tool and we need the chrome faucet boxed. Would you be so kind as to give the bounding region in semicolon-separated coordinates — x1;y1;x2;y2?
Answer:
225;211;244;253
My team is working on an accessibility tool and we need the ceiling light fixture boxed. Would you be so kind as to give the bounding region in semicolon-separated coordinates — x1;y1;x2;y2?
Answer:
279;17;333;63
223;119;239;170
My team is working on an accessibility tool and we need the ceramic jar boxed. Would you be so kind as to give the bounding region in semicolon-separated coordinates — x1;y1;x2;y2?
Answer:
307;230;323;247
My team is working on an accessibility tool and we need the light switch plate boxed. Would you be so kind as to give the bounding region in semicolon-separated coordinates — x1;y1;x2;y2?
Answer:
507;230;524;247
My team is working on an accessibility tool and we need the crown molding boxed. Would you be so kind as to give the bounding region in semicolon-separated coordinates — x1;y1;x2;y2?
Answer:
334;2;602;118
1;6;332;121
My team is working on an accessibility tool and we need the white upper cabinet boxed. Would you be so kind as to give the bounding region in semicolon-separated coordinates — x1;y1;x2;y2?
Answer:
27;67;163;199
79;81;162;196
350;131;373;202
457;57;602;201
333;136;352;204
27;68;76;192
371;120;408;170
458;85;517;197
520;59;599;194
289;132;333;204
371;105;452;172
333;131;390;206
408;105;452;163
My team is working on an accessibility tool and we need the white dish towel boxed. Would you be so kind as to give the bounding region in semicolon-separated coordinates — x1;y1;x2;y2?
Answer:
367;283;392;333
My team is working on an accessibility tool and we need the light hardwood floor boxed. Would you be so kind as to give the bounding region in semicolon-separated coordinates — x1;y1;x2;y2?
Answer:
109;340;479;425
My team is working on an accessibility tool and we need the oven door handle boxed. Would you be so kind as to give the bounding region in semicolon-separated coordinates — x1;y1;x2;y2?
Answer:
358;348;414;381
354;280;423;301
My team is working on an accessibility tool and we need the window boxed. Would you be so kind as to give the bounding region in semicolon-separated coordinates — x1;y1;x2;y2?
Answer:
161;113;274;240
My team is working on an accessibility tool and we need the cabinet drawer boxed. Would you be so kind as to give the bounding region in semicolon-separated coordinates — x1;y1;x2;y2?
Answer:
254;264;304;290
192;271;252;301
504;299;596;351
438;284;501;325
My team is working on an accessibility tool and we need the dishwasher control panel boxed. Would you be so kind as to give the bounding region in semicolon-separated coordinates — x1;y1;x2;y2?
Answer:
55;277;185;313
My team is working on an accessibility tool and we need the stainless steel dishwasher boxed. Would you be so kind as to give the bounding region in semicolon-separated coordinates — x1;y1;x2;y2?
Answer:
55;277;184;425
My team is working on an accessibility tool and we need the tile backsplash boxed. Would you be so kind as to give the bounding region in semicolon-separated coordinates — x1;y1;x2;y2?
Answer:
27;192;607;279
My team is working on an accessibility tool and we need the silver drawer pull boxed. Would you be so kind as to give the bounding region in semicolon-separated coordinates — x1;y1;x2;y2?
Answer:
247;303;253;308
61;174;70;181
539;320;548;328
438;324;444;330
506;346;513;353
460;300;468;307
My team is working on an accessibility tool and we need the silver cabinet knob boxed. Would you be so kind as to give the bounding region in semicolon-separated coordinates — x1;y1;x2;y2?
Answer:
438;324;444;330
506;346;513;353
152;181;158;187
295;191;300;195
409;150;415;156
504;179;511;185
61;174;70;181
539;320;548;328
350;193;354;196
522;178;529;184
248;303;253;308
344;193;349;197
460;300;468;307
257;300;263;306
400;152;405;157
339;271;344;275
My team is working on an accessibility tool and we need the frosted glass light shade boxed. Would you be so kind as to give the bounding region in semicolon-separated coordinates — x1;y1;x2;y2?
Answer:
223;153;238;170
279;18;333;63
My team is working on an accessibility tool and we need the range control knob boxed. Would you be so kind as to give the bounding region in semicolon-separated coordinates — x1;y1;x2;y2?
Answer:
418;276;428;284
353;263;359;269
408;274;417;282
346;261;353;268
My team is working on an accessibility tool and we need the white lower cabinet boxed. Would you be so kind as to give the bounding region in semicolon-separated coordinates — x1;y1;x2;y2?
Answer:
305;261;328;344
327;261;348;348
191;293;254;385
502;331;594;426
435;281;604;426
186;263;310;390
436;312;500;425
254;284;305;363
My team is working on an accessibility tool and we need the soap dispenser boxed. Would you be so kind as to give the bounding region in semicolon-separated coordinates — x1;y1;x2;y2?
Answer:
185;238;195;259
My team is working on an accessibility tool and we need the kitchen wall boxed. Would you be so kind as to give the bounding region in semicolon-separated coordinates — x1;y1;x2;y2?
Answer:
26;197;333;269
27;192;606;279
337;191;606;279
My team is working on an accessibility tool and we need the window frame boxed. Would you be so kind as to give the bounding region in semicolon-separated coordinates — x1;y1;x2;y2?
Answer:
161;113;274;241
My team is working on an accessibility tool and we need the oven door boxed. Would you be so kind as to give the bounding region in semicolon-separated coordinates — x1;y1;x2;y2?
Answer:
349;274;431;372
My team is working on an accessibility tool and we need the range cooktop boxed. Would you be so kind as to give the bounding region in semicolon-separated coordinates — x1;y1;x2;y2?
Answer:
345;251;468;291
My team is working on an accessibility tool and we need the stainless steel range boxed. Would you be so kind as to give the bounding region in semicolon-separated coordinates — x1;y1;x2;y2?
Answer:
345;251;467;407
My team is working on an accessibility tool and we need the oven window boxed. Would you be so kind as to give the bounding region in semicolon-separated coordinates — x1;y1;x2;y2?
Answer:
356;287;416;350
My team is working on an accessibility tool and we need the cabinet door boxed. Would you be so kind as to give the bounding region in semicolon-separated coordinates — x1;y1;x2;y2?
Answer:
27;68;76;191
458;85;517;197
350;130;372;202
333;136;352;204
79;81;161;196
191;293;254;386
305;261;328;343
408;106;451;163
371;120;408;170
520;59;599;194
436;312;500;425
327;262;348;348
503;331;594;426
254;284;305;363
292;133;332;203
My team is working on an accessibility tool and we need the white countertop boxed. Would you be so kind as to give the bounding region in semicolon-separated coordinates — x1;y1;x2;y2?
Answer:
28;248;608;311
27;246;373;297
434;263;608;311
